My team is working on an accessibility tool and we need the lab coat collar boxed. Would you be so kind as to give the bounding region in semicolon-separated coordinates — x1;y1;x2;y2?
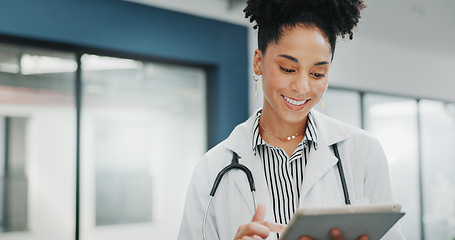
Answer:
221;109;351;156
310;109;350;146
221;111;258;160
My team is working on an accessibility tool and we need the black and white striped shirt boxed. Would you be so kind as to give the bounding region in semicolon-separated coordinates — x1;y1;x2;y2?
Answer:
251;110;318;226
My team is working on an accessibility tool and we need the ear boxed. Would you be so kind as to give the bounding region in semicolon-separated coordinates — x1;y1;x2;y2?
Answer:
253;49;263;75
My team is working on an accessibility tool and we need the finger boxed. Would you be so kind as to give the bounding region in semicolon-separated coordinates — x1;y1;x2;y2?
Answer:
299;236;313;240
239;236;262;240
357;234;368;240
330;228;344;240
251;203;266;222
235;222;270;240
262;222;286;234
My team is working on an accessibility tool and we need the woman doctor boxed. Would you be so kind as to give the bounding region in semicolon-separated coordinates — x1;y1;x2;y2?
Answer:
178;0;405;239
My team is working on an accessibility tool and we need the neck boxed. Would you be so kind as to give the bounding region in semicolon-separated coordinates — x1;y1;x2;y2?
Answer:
259;106;308;140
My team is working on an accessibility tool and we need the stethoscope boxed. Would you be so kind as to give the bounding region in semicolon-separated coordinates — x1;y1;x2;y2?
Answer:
202;152;257;240
202;143;350;240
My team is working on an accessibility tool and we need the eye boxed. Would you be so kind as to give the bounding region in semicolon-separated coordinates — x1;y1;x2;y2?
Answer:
311;72;325;78
280;66;295;73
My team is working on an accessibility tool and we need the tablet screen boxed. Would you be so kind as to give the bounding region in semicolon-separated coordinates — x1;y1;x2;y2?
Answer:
280;204;404;240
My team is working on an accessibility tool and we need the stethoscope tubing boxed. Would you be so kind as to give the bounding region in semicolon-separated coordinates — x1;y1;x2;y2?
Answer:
203;152;257;240
208;152;256;196
332;144;351;205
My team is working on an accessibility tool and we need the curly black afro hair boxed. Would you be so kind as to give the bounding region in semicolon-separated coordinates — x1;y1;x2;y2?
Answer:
244;0;365;57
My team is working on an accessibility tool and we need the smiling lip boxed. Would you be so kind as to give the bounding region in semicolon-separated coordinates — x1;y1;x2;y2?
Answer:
282;94;309;111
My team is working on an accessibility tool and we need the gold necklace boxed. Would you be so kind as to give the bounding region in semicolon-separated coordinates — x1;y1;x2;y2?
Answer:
258;120;302;141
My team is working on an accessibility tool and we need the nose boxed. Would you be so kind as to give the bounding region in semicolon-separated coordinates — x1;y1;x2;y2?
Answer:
290;75;310;95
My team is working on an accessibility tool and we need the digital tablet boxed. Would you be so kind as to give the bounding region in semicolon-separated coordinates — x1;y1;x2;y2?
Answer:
280;204;404;240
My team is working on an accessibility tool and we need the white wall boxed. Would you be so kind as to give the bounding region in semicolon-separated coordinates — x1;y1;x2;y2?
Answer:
126;0;455;114
330;0;455;102
330;36;455;101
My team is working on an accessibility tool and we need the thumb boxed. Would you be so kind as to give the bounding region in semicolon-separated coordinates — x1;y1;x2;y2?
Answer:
251;203;266;222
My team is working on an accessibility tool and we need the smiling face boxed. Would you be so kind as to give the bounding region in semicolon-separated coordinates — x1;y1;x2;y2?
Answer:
254;25;332;126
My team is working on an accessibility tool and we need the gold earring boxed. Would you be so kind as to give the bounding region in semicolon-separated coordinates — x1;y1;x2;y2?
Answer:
253;75;260;99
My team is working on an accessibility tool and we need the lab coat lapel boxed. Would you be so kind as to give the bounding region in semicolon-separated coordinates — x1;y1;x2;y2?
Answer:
300;143;338;198
230;153;272;218
221;113;275;222
300;110;349;199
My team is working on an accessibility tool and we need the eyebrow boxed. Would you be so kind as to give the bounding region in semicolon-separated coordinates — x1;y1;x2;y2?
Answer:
278;54;329;66
278;54;299;63
314;61;329;66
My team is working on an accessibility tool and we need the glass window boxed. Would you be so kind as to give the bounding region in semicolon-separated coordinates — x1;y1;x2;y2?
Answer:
81;55;206;239
0;43;20;74
0;43;76;240
318;88;361;128
0;116;28;232
363;94;420;240
420;100;455;240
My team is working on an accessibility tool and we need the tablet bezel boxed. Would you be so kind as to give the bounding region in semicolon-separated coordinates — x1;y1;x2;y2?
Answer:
280;204;404;240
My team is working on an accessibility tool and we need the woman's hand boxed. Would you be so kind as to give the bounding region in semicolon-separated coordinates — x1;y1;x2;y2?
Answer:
299;228;368;240
234;203;286;240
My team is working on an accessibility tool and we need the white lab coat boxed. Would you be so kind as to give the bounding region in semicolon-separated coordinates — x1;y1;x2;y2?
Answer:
178;110;405;240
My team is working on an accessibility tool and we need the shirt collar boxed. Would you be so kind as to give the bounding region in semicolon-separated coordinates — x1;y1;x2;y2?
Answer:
306;111;319;150
251;110;264;155
251;110;319;155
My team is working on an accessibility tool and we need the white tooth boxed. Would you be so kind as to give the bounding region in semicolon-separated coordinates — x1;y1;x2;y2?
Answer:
284;95;307;106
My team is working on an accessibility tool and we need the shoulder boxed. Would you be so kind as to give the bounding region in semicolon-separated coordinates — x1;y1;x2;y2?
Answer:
202;142;232;168
313;111;388;174
311;110;380;147
194;112;257;175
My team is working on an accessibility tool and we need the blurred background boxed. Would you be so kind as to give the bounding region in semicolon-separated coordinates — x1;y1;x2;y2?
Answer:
0;0;454;239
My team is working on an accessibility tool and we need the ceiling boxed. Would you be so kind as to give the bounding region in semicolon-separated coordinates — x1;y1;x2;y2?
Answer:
126;0;455;57
359;0;455;57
